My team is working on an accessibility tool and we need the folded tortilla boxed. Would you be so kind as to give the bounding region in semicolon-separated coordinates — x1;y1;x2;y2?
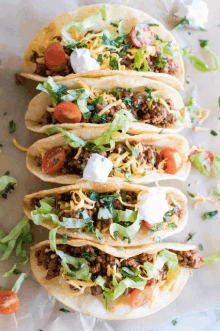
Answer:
20;4;185;90
30;239;196;320
26;132;190;184
23;181;188;246
26;75;185;134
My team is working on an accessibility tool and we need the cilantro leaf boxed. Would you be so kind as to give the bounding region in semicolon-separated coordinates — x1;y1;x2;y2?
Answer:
59;308;70;313
9;120;16;134
202;210;218;220
210;130;218;136
186;233;196;242
172;17;189;30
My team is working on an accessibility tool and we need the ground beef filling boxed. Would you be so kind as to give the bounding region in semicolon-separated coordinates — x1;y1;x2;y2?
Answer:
35;245;203;297
38;90;177;127
34;141;158;176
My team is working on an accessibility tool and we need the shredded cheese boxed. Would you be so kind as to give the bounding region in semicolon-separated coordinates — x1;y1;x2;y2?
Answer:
189;193;218;209
193;126;209;132
12;138;28;152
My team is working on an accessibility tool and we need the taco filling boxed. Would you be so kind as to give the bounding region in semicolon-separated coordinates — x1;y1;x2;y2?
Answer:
34;242;203;309
34;139;183;179
37;77;179;128
29;187;185;244
29;5;180;79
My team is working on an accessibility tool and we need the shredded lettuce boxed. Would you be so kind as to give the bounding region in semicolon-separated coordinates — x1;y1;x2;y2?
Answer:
203;251;220;265
61;88;91;118
154;35;178;57
31;197;61;226
37;77;67;104
113;209;138;223
211;183;220;196
94;274;146;302
62;218;86;229
133;47;149;72
49;227;91;281
212;154;220;179
110;217;141;242
12;273;27;293
0;175;17;198
92;109;136;149
46;126;86;148
98;207;113;220
190;151;210;176
0;215;32;277
62;4;111;44
182;43;219;72
144;249;178;278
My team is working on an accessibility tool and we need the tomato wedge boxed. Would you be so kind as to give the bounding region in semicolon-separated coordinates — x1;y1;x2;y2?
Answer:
192;149;214;169
44;42;66;71
0;291;19;315
54;102;82;124
42;146;66;173
129;287;153;309
142;220;152;230
157;148;183;175
130;27;154;48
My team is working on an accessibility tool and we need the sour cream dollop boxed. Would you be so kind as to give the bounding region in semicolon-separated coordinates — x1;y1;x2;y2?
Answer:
82;154;113;183
174;0;208;29
70;48;100;73
138;187;169;225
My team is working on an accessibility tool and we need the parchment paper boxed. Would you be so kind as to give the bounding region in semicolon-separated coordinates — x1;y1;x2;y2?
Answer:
0;0;220;330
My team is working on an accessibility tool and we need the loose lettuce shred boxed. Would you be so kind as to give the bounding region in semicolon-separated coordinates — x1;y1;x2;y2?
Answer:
49;227;91;281
190;152;220;178
12;273;27;293
0;175;17;199
183;41;219;73
0;215;32;277
144;249;178;278
203;251;220;265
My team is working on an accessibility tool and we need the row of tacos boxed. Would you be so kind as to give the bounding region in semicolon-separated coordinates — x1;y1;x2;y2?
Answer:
19;3;204;320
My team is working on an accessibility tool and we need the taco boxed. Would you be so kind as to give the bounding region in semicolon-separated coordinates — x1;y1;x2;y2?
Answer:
30;238;203;319
26;128;190;185
20;4;185;90
23;182;188;246
25;75;188;135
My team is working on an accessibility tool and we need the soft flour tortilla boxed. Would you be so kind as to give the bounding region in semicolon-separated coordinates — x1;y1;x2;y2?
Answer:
30;239;195;320
26;75;185;134
23;181;188;246
20;4;185;90
26;132;191;184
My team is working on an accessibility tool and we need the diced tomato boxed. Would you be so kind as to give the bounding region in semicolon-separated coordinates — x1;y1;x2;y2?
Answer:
192;149;214;169
130;26;154;48
44;42;66;71
129;287;153;309
54;102;82;124
42;146;66;173
142;220;152;230
157;148;183;175
0;291;19;315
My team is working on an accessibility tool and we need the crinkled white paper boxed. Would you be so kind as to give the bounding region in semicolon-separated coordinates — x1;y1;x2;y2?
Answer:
0;0;220;330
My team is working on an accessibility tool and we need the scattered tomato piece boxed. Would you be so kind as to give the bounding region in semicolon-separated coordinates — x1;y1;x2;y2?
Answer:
157;148;183;174
130;27;154;48
0;291;19;315
129;287;153;309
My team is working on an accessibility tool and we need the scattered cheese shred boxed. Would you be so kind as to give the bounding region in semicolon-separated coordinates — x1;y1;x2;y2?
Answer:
189;193;218;209
12;138;28;152
193;127;209;132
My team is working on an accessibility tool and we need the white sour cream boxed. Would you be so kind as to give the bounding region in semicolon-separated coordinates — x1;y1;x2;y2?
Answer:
174;0;208;28
82;154;113;183
70;48;100;73
138;187;169;225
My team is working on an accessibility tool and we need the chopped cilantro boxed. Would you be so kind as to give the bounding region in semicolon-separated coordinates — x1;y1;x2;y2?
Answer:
92;113;108;124
187;191;195;198
3;112;7;115
109;55;119;70
199;39;209;48
172;318;178;325
186;233;196;242
218;97;220;108
154;236;162;243
110;22;118;28
155;53;166;69
144;87;156;102
90;96;106;107
121;192;127;202
172;17;189;30
13;269;21;275
202;210;218;220
9;120;16;133
199;243;204;251
97;54;103;64
113;166;122;172
81;252;97;260
142;171;146;177
62;234;68;244
59;308;70;313
186;79;190;84
211;130;218;136
148;223;163;234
